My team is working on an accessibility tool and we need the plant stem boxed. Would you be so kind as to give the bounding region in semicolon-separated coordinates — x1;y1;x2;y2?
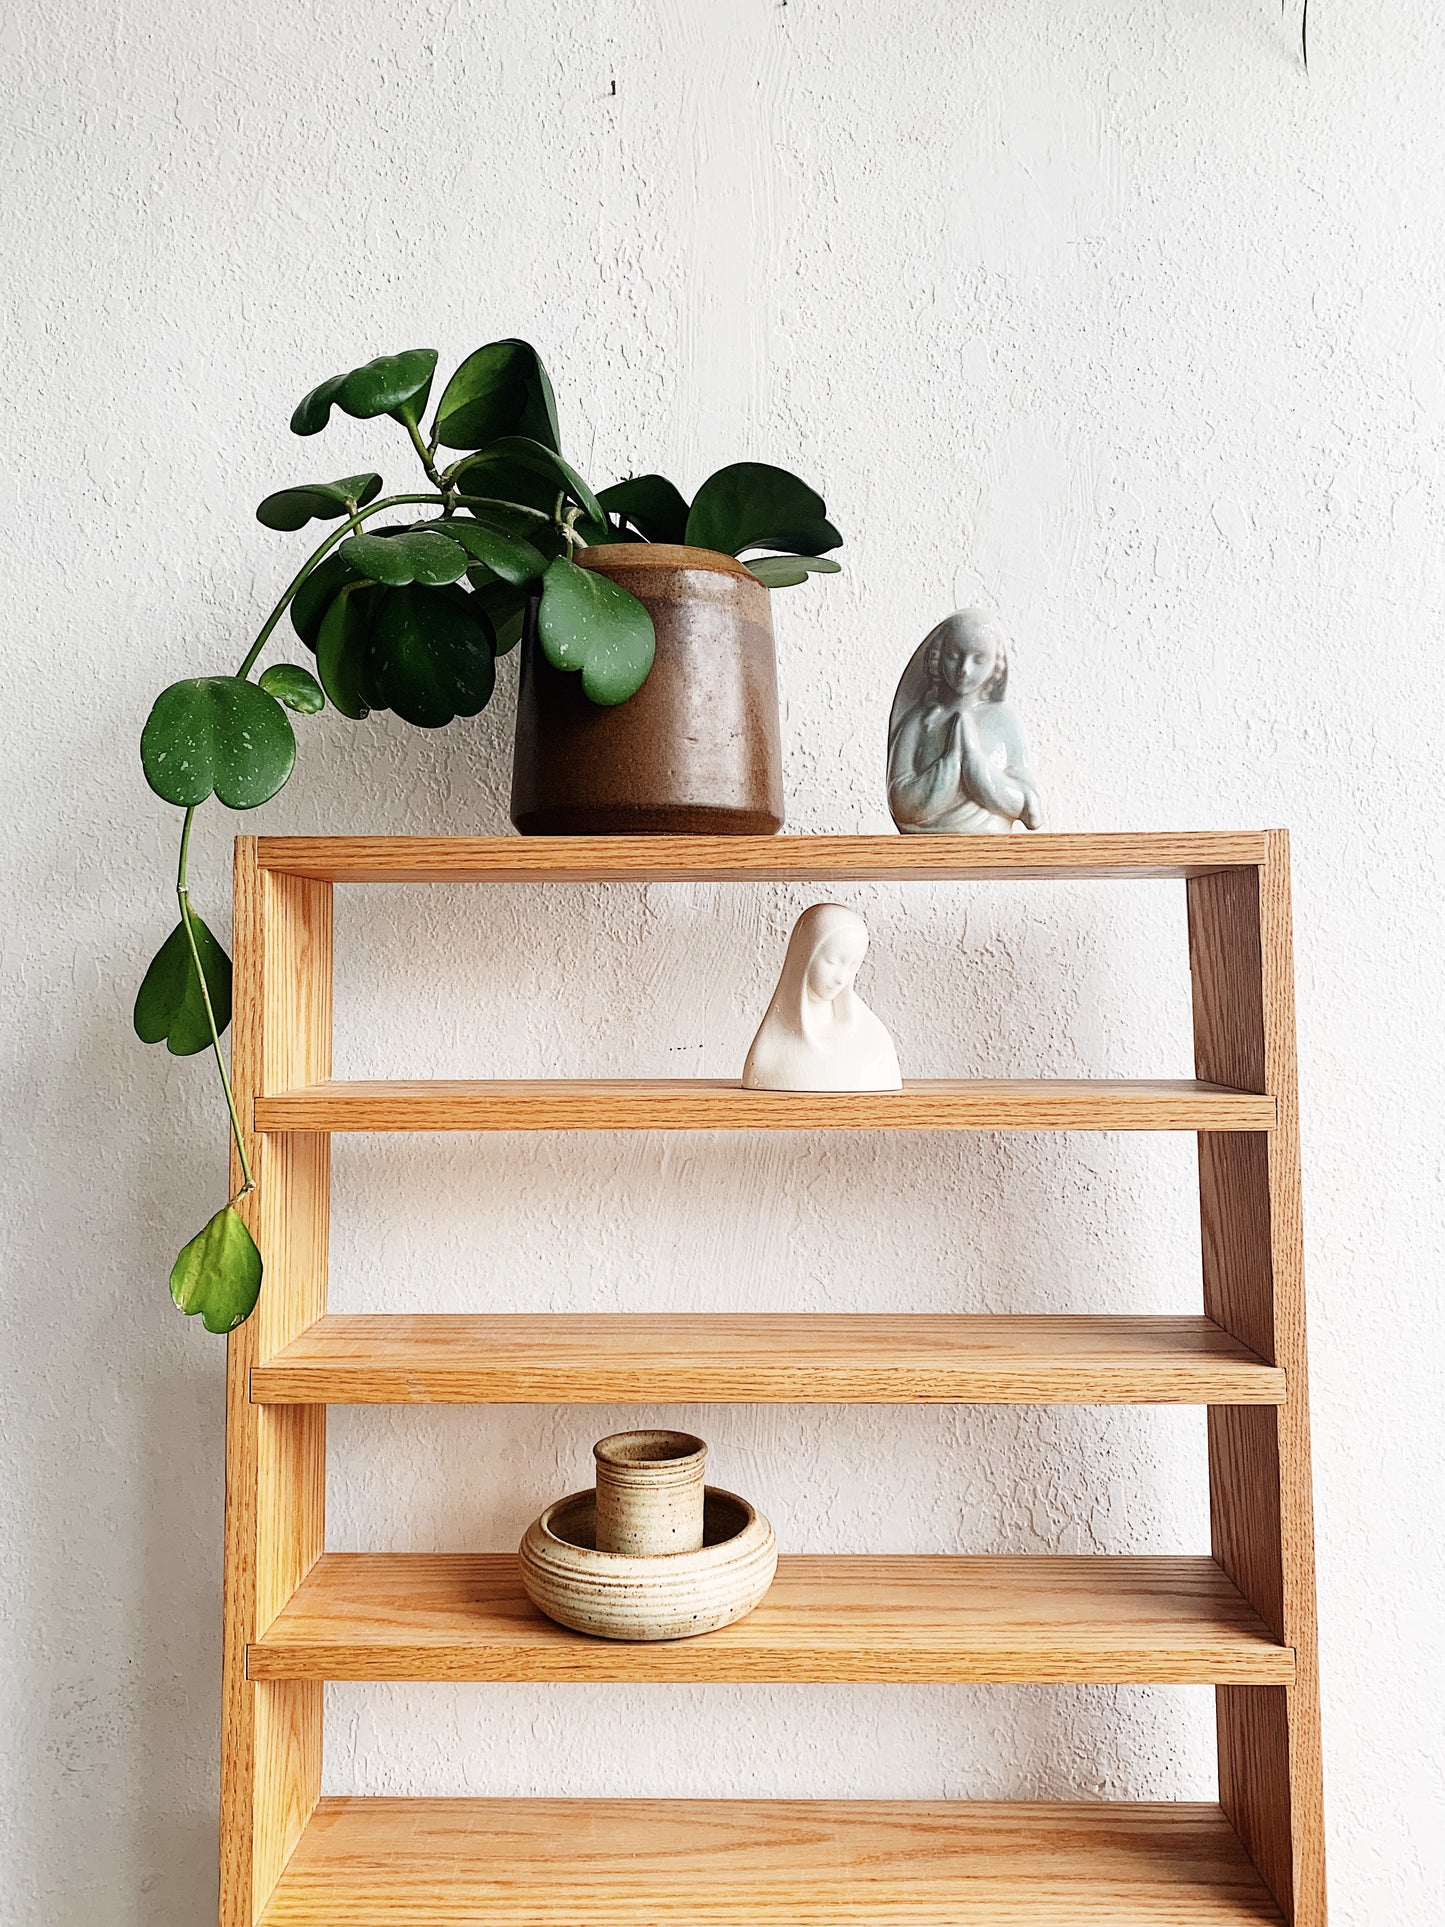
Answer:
175;806;254;1197
405;417;446;490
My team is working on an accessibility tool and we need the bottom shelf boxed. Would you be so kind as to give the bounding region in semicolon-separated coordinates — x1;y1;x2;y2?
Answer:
259;1797;1284;1925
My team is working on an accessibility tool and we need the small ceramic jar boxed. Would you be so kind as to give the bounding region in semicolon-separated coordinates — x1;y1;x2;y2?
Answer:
593;1430;707;1555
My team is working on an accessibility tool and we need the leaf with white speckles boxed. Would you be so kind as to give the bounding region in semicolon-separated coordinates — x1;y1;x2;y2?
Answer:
536;556;655;706
140;676;296;809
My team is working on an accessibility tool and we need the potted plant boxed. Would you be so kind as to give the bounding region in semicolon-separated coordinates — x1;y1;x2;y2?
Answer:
135;338;841;1333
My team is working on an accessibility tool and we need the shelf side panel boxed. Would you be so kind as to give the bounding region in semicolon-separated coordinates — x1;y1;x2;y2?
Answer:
1188;838;1326;1926
221;843;332;1927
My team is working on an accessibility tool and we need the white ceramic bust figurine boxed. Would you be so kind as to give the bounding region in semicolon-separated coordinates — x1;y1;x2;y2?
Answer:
887;609;1043;834
742;903;902;1093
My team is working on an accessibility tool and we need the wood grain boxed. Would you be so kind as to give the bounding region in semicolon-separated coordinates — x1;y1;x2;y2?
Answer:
1188;834;1326;1925
247;1552;1293;1685
257;1798;1285;1925
254;1078;1275;1135
249;1312;1285;1407
253;829;1269;883
220;842;332;1927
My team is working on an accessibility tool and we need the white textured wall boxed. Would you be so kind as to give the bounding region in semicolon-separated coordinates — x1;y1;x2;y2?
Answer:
2;3;1442;1922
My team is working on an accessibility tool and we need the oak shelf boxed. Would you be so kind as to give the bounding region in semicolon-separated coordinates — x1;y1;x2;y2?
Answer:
220;832;1326;1927
256;1797;1287;1925
254;1076;1275;1135
249;1552;1293;1685
251;1312;1286;1406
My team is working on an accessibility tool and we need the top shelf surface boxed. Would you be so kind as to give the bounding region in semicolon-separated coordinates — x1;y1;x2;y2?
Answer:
253;830;1270;884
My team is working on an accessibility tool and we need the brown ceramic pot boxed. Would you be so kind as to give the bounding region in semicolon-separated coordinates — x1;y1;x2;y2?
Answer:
509;544;785;836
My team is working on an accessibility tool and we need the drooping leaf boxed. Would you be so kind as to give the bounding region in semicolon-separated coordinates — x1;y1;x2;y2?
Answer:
134;913;233;1054
432;339;561;452
684;463;840;558
430;517;547;585
365;583;496;727
340;528;469;587
452;437;605;530
536;556;655;706
290;551;362;648
315;584;373;719
745;554;844;589
291;349;439;436
597;474;691;544
735;518;843;558
170;1204;262;1333
470;578;530;654
258;663;326;713
141;677;296;810
256;472;383;531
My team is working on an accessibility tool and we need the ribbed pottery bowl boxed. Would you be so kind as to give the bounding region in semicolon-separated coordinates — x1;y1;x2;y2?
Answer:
519;1486;777;1641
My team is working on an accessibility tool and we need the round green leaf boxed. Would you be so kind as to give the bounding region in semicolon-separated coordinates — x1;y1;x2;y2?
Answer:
256;472;383;531
365;584;496;727
684;463;839;558
291;349;439;436
432;339;561;452
315;585;373;719
429;517;547;586
537;556;655;706
340;528;469;588
470;579;530;655
745;555;844;589
170;1204;262;1333
290;551;362;648
258;663;326;713
452;437;605;530
134;913;233;1055
597;474;691;544
141;676;296;809
735;517;843;558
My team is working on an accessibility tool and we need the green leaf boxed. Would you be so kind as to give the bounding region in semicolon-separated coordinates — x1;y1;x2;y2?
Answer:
452;437;605;530
141;676;296;810
470;578;530;655
432;339;561;452
315;584;373;719
597;474;691;544
365;584;496;727
291;349;439;436
170;1205;262;1334
430;517;547;585
340;528;469;587
745;555;844;589
684;463;840;558
290;551;361;648
735;518;843;558
536;556;655;706
134;913;233;1055
258;663;326;713
256;472;383;532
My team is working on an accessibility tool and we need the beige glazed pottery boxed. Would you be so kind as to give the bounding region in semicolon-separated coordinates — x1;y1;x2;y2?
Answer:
519;1486;778;1641
593;1428;707;1556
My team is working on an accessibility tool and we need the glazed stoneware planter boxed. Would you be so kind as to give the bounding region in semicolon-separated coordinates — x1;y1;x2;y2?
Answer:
519;1486;778;1641
593;1429;707;1556
510;544;785;836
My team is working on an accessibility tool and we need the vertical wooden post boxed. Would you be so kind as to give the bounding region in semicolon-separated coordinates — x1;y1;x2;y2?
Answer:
1187;832;1326;1925
219;840;332;1927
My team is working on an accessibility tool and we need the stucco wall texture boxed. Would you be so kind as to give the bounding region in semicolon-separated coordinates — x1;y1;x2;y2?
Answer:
2;3;1442;1922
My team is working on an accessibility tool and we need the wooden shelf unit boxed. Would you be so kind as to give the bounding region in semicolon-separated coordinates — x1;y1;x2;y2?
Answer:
220;831;1325;1927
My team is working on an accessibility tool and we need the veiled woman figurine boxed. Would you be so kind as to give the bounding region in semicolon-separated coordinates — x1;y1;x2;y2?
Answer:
743;903;902;1093
887;609;1043;834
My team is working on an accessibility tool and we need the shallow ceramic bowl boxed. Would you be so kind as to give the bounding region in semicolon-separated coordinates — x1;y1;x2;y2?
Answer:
519;1486;777;1641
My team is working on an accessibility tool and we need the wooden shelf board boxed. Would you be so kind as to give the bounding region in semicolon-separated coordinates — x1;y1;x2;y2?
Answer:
251;1313;1284;1407
254;1077;1273;1135
253;830;1269;884
257;1796;1285;1924
249;1553;1292;1685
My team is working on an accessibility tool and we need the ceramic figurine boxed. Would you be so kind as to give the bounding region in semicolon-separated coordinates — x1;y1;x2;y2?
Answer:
887;609;1043;834
742;902;902;1093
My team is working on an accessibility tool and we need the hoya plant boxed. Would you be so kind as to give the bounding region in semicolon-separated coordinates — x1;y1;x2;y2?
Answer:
136;337;842;1334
